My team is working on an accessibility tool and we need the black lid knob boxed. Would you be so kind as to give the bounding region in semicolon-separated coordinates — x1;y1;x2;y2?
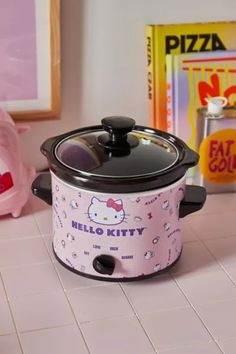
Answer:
98;116;138;153
102;116;136;143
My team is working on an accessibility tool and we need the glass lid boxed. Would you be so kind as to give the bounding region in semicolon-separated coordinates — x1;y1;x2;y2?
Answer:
55;117;179;178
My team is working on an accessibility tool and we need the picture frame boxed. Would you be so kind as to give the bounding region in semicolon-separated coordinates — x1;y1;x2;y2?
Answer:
0;0;60;121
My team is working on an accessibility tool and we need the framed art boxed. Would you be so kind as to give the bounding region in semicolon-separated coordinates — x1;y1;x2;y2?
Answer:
0;0;60;120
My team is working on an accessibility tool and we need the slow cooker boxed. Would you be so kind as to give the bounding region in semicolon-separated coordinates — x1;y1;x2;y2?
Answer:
32;116;206;281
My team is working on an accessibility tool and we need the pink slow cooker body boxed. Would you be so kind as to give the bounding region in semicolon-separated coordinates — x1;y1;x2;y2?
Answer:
52;172;186;279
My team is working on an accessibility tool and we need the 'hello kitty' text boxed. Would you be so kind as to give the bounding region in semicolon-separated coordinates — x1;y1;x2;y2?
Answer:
72;221;145;237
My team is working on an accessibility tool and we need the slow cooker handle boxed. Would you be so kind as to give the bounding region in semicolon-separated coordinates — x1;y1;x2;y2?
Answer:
179;185;206;218
31;173;52;206
40;137;58;157
180;147;199;169
41;130;71;157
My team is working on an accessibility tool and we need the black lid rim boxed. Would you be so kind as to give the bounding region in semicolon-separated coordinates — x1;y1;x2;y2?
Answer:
41;124;199;192
49;164;188;193
54;128;180;178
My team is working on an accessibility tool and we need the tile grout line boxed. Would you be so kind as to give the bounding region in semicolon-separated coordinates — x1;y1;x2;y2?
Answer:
182;220;236;285
170;273;224;353
198;236;236;288
31;203;52;240
0;273;24;354
190;211;236;219
29;204;92;354
172;224;236;352
186;304;226;354
215;337;236;354
198;233;236;242
183;218;236;243
58;296;92;354
0;235;43;242
15;323;83;335
119;283;159;354
49;261;92;354
220;265;236;288
188;204;236;217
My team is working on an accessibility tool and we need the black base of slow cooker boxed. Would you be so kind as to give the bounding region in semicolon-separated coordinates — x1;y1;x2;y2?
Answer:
53;246;182;282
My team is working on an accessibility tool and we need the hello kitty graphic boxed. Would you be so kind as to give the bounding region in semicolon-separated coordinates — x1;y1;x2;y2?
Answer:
144;250;155;260
70;199;79;209
152;236;160;244
164;222;171;232
162;200;169;210
154;264;161;272
87;197;126;225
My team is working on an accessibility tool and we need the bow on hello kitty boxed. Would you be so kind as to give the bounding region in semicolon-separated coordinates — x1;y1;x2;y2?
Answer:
106;198;123;212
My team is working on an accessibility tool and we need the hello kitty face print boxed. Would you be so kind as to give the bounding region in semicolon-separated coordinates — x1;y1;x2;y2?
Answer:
87;197;126;225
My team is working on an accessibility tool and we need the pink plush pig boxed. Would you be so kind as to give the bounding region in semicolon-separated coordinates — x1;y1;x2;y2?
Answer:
0;109;35;217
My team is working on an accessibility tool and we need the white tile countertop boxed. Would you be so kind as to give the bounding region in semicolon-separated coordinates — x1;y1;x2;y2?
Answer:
0;192;236;354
